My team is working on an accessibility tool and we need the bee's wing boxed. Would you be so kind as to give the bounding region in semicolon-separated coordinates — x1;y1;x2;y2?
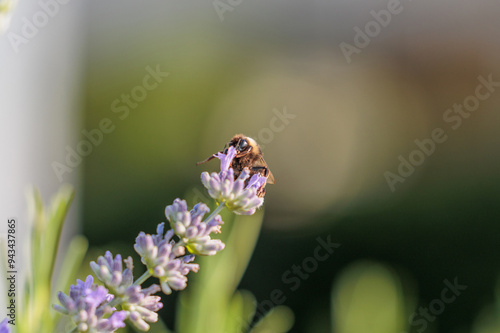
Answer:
255;156;275;184
266;169;275;184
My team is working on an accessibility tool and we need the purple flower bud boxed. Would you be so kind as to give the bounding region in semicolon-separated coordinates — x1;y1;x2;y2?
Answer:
217;145;236;172
165;199;225;256
122;284;163;331
54;275;127;332
134;222;199;294
91;251;133;295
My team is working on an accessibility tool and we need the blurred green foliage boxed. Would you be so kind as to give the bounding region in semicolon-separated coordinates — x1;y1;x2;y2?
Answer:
331;262;409;333
1;186;88;333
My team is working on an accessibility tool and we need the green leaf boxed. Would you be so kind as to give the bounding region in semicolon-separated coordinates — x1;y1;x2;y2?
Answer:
52;235;89;305
225;290;257;333
176;207;265;333
250;306;295;333
18;185;75;333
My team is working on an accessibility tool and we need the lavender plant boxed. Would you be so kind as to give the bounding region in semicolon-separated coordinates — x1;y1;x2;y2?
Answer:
54;146;268;332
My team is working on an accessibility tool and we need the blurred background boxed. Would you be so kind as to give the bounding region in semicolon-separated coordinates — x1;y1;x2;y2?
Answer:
1;0;500;332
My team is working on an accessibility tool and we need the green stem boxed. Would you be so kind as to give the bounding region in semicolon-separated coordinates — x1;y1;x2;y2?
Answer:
66;326;77;333
133;270;152;287
205;202;226;223
107;295;123;308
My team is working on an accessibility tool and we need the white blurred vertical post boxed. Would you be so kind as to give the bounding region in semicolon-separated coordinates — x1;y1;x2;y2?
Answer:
0;0;86;319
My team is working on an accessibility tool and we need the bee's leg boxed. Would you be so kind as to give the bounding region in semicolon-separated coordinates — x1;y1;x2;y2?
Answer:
257;186;266;198
196;154;217;165
251;166;269;177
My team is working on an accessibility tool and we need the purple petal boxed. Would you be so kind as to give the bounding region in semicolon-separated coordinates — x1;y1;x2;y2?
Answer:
217;146;236;171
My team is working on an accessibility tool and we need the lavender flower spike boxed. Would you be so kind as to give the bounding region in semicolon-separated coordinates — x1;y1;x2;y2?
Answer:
201;146;266;215
91;252;164;330
90;251;133;295
123;284;163;331
134;223;199;294
54;275;127;332
165;199;225;256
